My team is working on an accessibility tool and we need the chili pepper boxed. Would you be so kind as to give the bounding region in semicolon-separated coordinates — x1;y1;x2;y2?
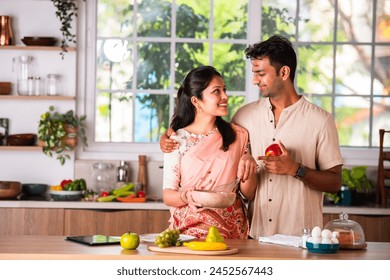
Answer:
60;179;73;188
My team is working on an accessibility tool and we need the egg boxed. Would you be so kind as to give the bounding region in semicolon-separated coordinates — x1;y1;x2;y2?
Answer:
321;229;332;239
311;236;322;244
331;237;339;244
311;226;322;238
321;238;332;244
332;231;339;238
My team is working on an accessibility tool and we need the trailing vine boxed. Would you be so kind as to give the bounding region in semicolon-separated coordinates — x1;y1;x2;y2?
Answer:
50;0;78;59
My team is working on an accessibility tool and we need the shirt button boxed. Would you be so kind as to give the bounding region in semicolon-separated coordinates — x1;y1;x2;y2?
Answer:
268;198;272;202
269;179;272;182
270;120;273;123
269;219;272;222
272;138;275;141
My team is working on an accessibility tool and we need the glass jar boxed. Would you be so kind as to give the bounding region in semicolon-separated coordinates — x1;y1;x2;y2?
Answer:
46;74;61;96
91;162;115;194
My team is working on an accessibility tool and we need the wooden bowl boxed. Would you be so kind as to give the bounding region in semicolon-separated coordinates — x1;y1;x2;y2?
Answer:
21;37;57;46
0;181;22;199
191;190;236;208
0;82;12;95
7;133;37;146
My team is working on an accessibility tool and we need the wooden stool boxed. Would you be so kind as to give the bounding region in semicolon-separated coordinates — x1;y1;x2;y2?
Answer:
376;129;390;208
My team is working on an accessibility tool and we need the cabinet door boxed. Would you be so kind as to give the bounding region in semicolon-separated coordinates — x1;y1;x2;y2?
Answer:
64;209;170;236
0;208;64;235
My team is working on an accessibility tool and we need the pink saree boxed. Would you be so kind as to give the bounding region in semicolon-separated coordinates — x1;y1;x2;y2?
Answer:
163;124;249;239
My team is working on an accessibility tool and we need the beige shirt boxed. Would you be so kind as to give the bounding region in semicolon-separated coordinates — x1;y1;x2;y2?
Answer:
232;96;343;238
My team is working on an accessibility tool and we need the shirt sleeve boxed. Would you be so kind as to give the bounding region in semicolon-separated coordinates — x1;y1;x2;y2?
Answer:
162;147;181;190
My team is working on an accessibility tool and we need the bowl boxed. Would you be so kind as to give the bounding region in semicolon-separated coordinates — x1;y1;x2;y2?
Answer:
22;183;49;196
306;242;340;254
0;82;12;95
0;181;22;199
49;190;83;201
7;134;37;146
191;190;236;208
21;37;57;46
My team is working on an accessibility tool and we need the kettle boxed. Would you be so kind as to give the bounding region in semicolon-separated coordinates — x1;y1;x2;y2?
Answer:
12;56;35;95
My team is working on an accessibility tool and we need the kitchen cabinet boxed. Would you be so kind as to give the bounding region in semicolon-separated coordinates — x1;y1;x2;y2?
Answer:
0;207;170;236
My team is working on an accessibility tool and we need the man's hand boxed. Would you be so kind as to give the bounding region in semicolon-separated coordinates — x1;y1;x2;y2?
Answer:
237;154;257;182
160;128;179;153
257;141;299;176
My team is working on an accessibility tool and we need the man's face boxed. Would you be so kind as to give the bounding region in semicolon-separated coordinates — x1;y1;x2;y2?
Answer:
251;57;283;99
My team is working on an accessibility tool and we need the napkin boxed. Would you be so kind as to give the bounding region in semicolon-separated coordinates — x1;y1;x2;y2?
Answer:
258;234;302;248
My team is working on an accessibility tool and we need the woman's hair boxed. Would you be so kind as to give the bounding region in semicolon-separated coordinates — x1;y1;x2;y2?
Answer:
170;65;236;151
245;35;297;83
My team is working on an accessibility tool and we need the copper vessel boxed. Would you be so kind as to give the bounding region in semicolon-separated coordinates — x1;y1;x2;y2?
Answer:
0;16;14;46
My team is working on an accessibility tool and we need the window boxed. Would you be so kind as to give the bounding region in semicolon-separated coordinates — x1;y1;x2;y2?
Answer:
80;0;389;163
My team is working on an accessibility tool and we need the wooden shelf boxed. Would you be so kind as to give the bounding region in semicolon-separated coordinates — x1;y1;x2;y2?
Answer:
0;95;75;101
0;45;76;52
0;146;41;151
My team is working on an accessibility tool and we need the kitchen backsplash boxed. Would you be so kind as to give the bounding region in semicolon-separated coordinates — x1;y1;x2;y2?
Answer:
75;159;164;201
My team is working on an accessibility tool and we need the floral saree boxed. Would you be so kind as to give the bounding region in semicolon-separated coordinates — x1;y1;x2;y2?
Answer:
163;124;250;239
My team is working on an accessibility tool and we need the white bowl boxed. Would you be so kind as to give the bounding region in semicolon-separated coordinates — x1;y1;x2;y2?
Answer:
191;190;236;208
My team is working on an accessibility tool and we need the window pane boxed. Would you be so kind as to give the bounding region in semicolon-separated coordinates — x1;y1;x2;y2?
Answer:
136;42;170;89
335;45;372;95
175;43;209;89
376;0;390;43
262;0;296;40
214;0;247;39
337;0;373;42
297;45;334;94
96;39;132;91
299;0;334;42
176;0;209;39
374;46;390;95
97;0;133;37
226;96;246;121
137;0;172;37
213;43;246;91
305;95;333;114
335;96;370;147
134;93;170;142
372;96;390;146
95;91;133;142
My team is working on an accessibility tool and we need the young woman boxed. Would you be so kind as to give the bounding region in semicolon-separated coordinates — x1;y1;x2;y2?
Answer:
162;66;257;239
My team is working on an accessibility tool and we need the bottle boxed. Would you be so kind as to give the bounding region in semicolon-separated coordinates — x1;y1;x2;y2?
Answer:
117;160;129;182
137;155;147;194
301;228;311;249
46;74;60;96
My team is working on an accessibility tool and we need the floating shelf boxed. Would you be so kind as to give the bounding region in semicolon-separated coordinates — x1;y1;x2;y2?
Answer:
0;45;76;52
0;95;75;101
0;146;41;151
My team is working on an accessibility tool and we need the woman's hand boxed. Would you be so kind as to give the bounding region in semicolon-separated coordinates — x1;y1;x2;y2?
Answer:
237;154;257;183
160;128;179;153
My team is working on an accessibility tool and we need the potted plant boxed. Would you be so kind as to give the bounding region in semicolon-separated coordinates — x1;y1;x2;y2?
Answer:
325;166;373;205
37;106;87;165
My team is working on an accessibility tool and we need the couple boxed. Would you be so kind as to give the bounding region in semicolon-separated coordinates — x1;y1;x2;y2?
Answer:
161;35;343;240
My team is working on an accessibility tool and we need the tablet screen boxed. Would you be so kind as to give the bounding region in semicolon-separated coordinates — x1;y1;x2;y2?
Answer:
65;235;121;246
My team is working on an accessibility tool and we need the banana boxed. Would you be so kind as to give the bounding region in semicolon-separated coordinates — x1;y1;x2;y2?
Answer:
183;241;227;251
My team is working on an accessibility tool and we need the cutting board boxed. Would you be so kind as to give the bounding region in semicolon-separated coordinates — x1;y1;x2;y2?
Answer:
147;245;238;256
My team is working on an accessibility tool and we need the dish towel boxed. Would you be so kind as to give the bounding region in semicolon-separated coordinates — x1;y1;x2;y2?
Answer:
258;234;302;248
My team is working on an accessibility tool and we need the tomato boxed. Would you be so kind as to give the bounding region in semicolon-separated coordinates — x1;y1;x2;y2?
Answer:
101;191;109;197
137;190;146;198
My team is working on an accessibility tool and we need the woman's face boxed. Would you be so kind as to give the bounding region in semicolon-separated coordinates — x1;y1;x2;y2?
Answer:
197;76;228;117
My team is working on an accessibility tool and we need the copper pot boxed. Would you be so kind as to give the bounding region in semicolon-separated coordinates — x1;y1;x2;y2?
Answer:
0;181;21;198
0;16;14;46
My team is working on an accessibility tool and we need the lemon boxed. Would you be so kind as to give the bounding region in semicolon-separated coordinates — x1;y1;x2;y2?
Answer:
120;231;140;250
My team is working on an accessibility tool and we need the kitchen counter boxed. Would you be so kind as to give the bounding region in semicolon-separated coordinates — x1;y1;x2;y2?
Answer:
0;235;389;260
0;200;389;215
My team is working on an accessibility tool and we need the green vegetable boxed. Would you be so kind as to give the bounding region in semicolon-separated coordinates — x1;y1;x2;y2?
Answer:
111;183;134;196
97;195;117;202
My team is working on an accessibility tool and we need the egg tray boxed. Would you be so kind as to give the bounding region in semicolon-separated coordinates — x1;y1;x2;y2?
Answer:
306;242;340;254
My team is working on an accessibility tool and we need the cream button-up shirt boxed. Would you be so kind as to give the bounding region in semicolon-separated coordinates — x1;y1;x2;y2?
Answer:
232;96;343;238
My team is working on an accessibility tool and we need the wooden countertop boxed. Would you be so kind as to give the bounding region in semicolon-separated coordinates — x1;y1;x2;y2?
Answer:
1;200;389;215
0;236;388;260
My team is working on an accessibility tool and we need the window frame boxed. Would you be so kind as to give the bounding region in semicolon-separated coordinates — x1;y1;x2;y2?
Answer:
76;0;384;166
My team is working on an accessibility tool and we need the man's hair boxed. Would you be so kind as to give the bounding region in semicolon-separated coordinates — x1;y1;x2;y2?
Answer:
245;35;297;82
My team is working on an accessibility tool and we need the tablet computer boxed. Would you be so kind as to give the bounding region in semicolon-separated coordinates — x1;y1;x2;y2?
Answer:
65;235;121;246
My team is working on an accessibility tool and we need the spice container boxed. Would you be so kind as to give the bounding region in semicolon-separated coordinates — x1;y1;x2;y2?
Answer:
46;74;61;96
117;160;129;182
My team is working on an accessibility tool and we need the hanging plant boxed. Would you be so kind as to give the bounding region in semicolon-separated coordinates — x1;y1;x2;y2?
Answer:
50;0;78;59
